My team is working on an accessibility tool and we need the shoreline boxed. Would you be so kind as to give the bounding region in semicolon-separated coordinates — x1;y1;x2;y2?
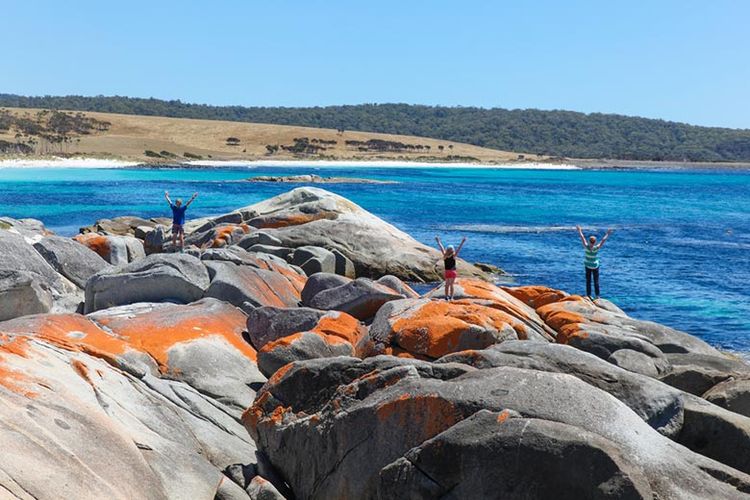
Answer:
2;155;750;171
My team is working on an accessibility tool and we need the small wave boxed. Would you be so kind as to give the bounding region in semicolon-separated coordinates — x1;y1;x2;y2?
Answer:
665;237;750;250
446;224;580;234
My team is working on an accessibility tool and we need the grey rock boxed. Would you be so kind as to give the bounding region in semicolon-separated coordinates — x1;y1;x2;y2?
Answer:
143;225;167;255
660;352;750;395
204;261;300;309
193;212;244;234
308;278;403;320
246;245;293;260
105;235;130;265
246;306;327;350
231;187;487;282
0;229;63;288
677;393;750;475
289;246;336;276
438;341;685;438
0;216;51;243
246;476;287;500
84;253;210;313
34;235;111;288
608;348;669;378
257;331;353;378
0;270;53;320
379;410;652;499
250;357;750;500
376;275;419;298
704;378;750;417
237;232;283;250
331;248;356;278
215;476;252;500
300;273;351;306
223;463;258;490
120;235;146;262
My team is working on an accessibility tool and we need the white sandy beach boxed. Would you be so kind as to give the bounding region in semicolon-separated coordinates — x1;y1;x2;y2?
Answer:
185;159;581;170
0;157;142;168
0;157;581;170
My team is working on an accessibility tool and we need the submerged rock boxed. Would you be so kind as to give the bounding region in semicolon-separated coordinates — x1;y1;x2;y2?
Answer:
246;174;397;184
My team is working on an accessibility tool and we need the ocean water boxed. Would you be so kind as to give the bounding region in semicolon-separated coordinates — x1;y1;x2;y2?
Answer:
1;165;748;356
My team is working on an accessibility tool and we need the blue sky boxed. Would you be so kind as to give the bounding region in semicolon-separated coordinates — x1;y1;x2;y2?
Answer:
2;1;749;128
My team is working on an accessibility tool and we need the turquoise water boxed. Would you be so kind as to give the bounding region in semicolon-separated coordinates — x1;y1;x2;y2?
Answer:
1;165;749;355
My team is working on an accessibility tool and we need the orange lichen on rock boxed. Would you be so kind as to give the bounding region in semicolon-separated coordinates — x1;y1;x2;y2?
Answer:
391;301;519;359
0;314;128;367
94;302;257;371
502;285;567;309
267;362;295;386
375;393;462;439
314;313;367;345
0;335;37;398
251;259;306;294
73;233;110;259
253;211;338;229
242;391;270;436
260;331;348;356
260;312;366;358
556;324;589;345
71;359;94;386
536;305;587;333
211;224;251;248
496;409;511;424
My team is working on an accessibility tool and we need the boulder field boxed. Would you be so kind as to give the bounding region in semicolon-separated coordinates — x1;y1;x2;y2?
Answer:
1;189;750;499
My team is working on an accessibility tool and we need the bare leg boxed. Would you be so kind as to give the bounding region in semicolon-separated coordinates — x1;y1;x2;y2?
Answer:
446;277;455;300
179;229;185;251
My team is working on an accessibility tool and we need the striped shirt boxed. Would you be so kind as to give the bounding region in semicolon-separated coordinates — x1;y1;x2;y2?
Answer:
584;245;600;269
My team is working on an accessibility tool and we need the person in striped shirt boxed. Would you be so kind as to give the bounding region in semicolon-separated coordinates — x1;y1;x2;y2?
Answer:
576;226;613;299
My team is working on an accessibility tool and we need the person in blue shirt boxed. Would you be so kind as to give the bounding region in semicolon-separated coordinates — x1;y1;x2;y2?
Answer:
576;225;612;299
165;191;197;251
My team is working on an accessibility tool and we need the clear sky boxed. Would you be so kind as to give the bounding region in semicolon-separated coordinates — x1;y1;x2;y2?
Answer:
2;1;749;128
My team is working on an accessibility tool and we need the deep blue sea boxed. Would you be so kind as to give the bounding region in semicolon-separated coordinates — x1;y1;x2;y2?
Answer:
1;165;748;357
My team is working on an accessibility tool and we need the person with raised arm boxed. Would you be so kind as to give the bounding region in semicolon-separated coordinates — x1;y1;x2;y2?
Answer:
576;225;613;299
165;191;197;251
435;235;467;301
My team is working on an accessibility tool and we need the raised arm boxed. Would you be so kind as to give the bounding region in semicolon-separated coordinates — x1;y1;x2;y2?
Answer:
434;236;445;255
186;192;198;207
597;229;613;249
455;236;467;256
164;191;172;206
576;225;587;248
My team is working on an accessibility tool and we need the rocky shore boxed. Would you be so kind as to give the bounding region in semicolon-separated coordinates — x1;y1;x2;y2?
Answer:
246;174;398;184
1;187;750;499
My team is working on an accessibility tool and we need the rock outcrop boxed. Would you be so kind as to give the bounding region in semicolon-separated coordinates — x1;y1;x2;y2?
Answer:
247;356;750;499
2;189;750;499
246;174;397;184
0;299;264;499
34;235;111;288
193;187;487;282
85;253;211;313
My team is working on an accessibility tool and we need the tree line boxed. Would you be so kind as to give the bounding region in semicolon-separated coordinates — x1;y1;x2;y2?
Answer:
2;94;749;161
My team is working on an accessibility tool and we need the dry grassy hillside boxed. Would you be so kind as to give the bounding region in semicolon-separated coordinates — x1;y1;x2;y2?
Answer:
0;107;543;163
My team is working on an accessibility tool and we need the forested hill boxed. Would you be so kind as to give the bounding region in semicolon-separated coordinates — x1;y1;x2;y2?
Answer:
2;93;749;162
